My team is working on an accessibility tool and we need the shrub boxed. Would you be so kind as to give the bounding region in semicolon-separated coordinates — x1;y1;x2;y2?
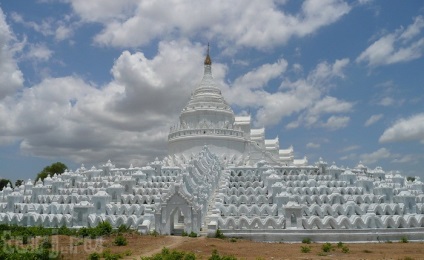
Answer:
300;245;311;253
189;231;198;238
57;225;75;236
302;237;311;244
209;249;237;260
102;249;122;260
341;245;349;253
41;237;52;249
149;230;159;237
215;229;225;239
22;235;29;245
230;237;237;243
114;235;127;246
88;252;101;260
140;247;196;260
117;224;129;233
78;227;89;237
400;236;409;243
182;231;188;237
321;242;332;252
96;221;113;236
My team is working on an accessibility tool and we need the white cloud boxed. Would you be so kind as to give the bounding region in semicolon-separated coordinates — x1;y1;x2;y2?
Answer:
379;113;424;143
360;148;392;164
306;142;320;149
0;8;24;100
364;113;383;127
320;115;350;130
357;16;424;67
282;59;352;129
341;145;360;152
391;154;418;164
26;43;53;61
232;60;287;90
222;58;352;127
10;11;76;42
0;40;215;165
68;0;351;50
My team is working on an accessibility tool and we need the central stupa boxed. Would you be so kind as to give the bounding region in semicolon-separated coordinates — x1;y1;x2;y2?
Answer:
168;47;304;166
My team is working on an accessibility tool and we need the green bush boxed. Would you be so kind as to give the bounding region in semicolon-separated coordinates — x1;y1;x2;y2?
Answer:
341;245;349;253
22;235;29;245
102;249;122;260
182;231;188;237
300;245;311;253
0;236;61;260
141;247;196;260
78;227;89;237
88;252;101;260
96;221;113;236
321;242;332;252
149;230;159;237
337;241;344;248
400;236;409;243
215;229;225;239
188;231;198;238
117;224;129;233
41;237;53;249
58;225;76;236
209;249;237;260
302;237;311;244
114;235;127;246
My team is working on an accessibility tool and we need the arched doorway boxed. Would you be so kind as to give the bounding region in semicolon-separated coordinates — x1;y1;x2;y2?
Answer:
170;207;185;235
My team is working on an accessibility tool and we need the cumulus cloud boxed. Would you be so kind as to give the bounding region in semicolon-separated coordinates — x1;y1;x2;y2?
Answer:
341;145;360;152
68;0;351;49
357;16;424;67
282;59;353;129
364;114;383;127
10;11;76;41
0;40;217;165
320;115;350;130
379;113;424;144
360;148;392;164
306;142;320;149
391;154;420;164
26;43;53;61
220;57;352;127
0;8;24;100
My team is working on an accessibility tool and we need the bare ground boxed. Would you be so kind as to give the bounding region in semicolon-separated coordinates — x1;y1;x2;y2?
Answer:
11;233;424;259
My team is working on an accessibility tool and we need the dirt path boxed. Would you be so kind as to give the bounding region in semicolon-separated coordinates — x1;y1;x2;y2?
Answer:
125;236;194;259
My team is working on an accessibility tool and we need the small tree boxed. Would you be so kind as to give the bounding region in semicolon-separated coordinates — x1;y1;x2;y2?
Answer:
15;179;24;187
0;179;12;191
406;176;416;182
35;162;68;182
114;235;127;246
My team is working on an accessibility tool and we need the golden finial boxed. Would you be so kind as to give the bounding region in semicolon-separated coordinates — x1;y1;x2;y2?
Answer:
204;43;212;65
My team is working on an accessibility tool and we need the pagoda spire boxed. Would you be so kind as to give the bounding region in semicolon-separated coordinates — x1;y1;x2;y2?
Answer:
204;43;212;65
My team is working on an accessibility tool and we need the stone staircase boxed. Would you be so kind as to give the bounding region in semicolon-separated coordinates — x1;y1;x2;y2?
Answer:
199;172;226;236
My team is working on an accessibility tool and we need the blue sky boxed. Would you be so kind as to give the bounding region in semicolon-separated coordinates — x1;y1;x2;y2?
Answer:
0;0;424;182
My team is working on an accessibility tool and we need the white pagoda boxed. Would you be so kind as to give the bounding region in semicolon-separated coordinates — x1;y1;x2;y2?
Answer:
1;48;424;242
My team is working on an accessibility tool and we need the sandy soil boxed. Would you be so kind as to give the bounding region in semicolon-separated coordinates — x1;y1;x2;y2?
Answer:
11;233;424;259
